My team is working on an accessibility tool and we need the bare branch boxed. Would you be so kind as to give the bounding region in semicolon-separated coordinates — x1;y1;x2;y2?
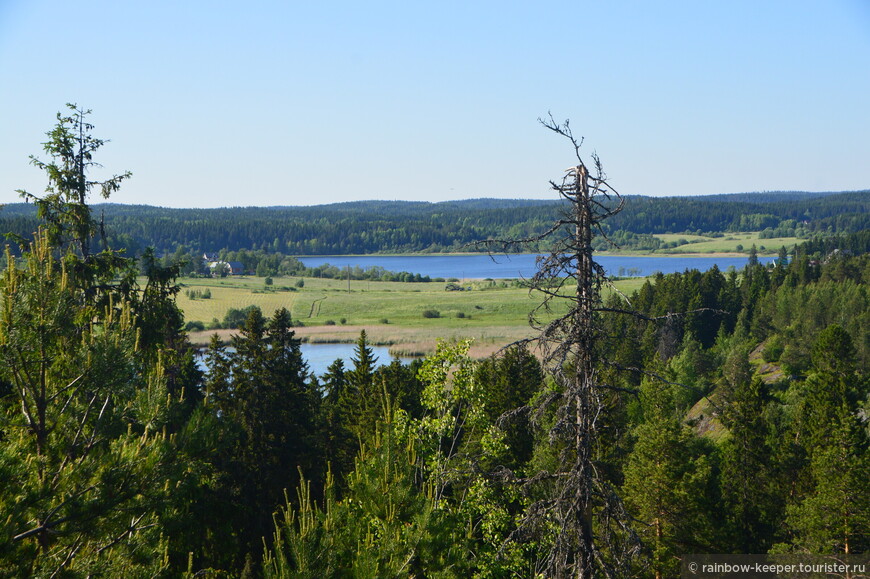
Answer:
479;115;653;575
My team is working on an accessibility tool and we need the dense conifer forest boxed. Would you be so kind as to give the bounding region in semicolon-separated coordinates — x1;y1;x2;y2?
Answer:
1;190;867;256
1;107;868;576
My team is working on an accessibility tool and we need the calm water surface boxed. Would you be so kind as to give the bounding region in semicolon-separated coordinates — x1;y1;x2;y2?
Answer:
198;343;415;379
300;343;415;378
299;254;775;279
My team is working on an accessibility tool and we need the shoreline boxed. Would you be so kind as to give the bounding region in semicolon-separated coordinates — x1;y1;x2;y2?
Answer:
296;250;754;258
188;324;534;359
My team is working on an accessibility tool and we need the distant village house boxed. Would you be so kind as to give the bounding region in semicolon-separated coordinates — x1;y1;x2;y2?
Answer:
203;254;247;276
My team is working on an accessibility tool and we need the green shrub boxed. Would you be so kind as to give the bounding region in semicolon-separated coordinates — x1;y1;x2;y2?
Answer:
763;335;785;363
223;305;262;329
780;344;808;376
422;309;440;319
185;320;205;332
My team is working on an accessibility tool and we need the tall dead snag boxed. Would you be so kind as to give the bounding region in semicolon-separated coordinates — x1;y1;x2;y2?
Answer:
481;115;640;578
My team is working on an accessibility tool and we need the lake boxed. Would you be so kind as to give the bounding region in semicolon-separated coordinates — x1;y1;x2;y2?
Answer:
299;343;415;377
198;343;416;379
299;254;775;279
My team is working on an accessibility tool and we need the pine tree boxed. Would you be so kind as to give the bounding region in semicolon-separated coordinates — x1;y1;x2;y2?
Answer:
782;325;870;553
719;377;781;552
0;106;186;576
622;380;715;578
786;403;870;553
667;331;714;409
0;235;176;576
264;402;454;578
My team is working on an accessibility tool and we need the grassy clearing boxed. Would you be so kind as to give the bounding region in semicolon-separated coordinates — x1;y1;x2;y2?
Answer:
171;233;797;356
686;391;727;442
651;231;800;254
653;233;711;243
178;275;648;354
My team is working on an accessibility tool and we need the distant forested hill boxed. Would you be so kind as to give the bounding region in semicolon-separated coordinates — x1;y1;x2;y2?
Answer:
606;190;869;234
1;191;867;255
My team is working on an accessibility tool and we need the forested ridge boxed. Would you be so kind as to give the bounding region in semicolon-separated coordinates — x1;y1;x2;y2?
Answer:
2;107;868;576
1;189;867;256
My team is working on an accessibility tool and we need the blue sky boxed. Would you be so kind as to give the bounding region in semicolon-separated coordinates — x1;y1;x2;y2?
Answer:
1;0;868;208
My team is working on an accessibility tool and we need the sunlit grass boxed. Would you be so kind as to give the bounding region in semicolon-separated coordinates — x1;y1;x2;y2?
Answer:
177;277;644;333
654;233;711;243
651;231;800;254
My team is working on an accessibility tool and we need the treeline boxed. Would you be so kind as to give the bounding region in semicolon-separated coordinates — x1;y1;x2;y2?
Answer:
167;246;437;282
604;190;869;235
1;190;867;256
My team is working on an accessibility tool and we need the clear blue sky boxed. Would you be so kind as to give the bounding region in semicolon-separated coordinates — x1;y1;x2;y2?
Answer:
1;0;868;208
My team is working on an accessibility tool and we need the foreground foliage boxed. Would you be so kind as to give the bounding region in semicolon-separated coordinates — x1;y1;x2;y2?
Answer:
0;105;197;576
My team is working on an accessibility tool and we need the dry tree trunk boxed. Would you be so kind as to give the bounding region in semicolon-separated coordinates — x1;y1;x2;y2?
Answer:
479;115;642;578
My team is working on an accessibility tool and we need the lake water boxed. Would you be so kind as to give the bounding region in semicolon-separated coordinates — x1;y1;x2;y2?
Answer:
299;343;415;378
198;343;415;379
299;254;775;279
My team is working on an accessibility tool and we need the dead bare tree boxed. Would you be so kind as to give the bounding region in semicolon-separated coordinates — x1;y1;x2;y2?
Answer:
480;114;642;578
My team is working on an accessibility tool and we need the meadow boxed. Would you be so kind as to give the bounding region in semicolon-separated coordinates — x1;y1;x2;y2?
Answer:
649;231;800;254
176;232;798;356
178;275;649;356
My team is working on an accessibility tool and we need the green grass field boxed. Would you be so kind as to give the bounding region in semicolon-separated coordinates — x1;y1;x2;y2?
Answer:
177;229;797;333
650;231;800;254
175;231;797;354
653;233;711;244
176;275;649;354
178;276;648;327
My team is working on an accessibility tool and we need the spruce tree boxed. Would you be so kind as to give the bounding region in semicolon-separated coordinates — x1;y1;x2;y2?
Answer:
224;307;319;556
342;329;380;437
320;359;357;479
